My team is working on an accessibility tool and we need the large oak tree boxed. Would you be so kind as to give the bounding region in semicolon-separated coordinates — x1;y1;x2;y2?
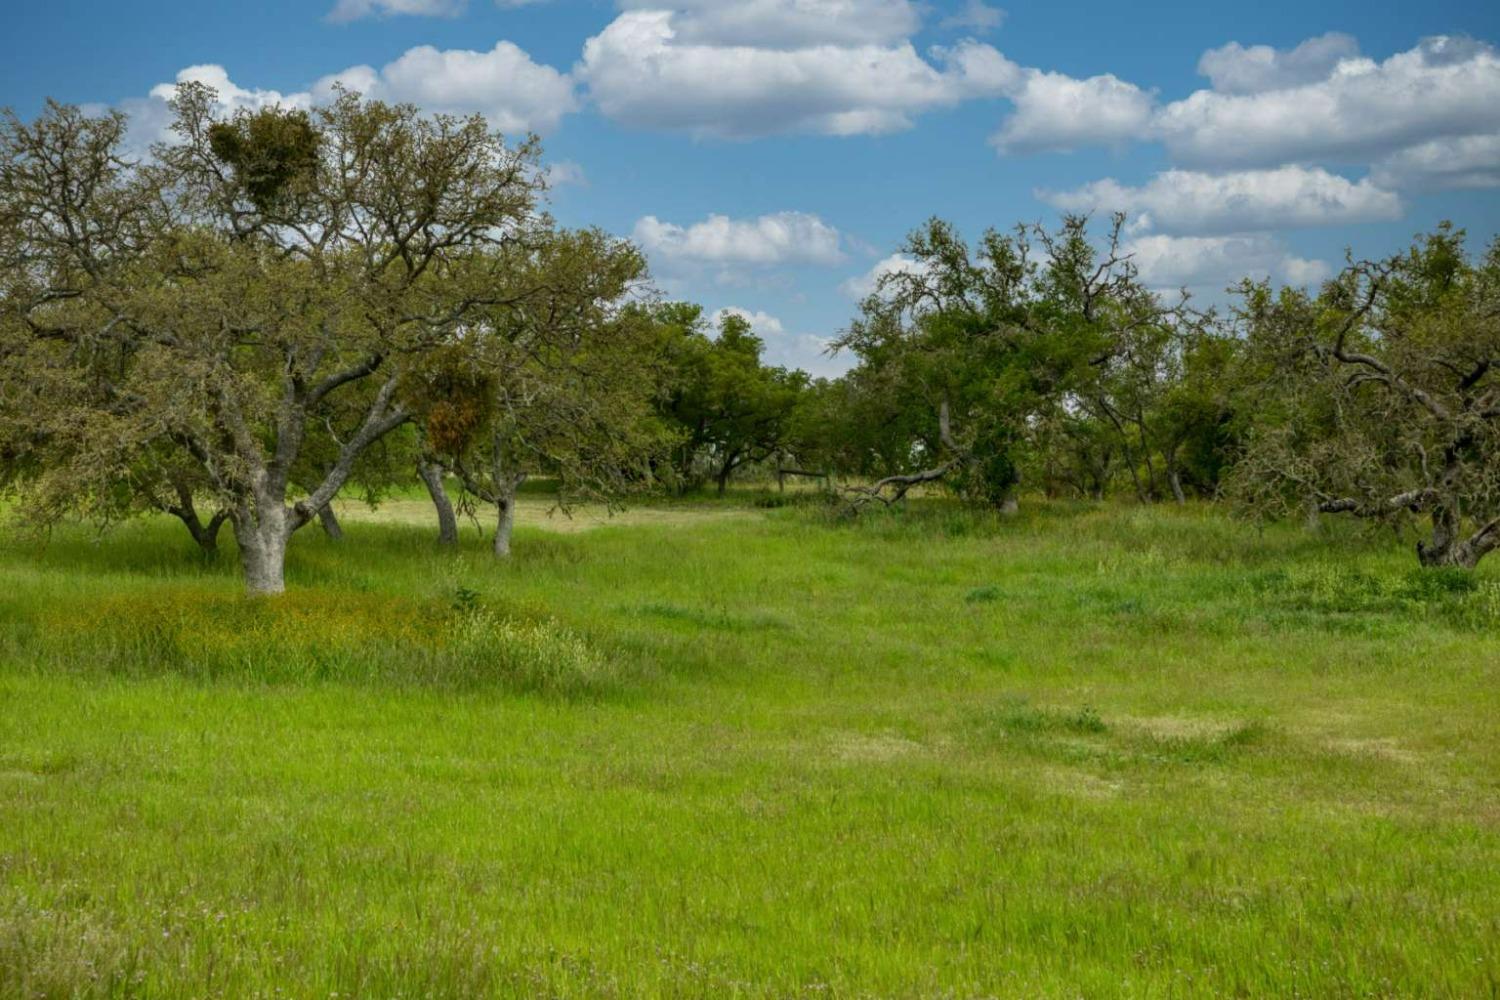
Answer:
834;215;1172;511
0;85;541;592
1230;226;1500;568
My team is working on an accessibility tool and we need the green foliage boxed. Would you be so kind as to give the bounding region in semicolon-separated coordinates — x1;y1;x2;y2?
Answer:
0;86;545;590
655;306;807;492
835;214;1191;509
1227;225;1500;568
410;227;672;542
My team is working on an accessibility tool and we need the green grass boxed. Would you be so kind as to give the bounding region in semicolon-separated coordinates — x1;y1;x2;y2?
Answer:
1;498;1498;997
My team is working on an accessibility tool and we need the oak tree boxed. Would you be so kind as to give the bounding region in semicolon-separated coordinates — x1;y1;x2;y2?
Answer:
0;86;541;592
1230;226;1500;568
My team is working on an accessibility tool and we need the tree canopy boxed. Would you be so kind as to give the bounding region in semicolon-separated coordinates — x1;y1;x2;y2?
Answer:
1228;225;1500;568
1;86;542;591
3;92;1497;576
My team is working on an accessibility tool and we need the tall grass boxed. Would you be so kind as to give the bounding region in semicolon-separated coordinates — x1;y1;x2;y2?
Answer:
1;498;1497;997
4;584;622;695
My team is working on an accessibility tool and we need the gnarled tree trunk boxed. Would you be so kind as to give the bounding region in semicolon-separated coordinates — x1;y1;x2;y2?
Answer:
1416;507;1499;569
213;376;409;595
1317;492;1500;571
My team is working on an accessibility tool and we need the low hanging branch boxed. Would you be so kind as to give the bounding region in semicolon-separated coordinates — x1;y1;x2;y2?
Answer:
842;400;965;511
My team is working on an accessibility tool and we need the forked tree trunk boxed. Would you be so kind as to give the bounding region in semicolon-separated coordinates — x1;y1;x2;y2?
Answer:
162;486;227;556
1417;505;1462;568
418;457;458;545
172;508;227;556
317;503;344;541
205;356;407;595
1168;468;1186;505
1164;445;1186;504
1419;510;1473;568
1418;536;1479;568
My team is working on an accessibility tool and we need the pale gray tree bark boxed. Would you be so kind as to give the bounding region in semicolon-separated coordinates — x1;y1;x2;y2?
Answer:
489;433;526;558
454;427;527;560
211;375;409;595
233;495;290;596
493;479;521;558
417;457;459;546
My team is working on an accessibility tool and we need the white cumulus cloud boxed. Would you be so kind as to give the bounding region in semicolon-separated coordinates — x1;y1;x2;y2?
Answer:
542;160;588;188
327;0;465;22
710;306;787;335
576;10;1013;138
119;64;314;150
1196;32;1360;94
1371;133;1500;191
940;0;1005;34
315;41;577;134
991;69;1154;153
982;34;1500;185
1125;234;1330;290
123;40;576;153
1041;166;1402;235
616;0;922;48
327;0;544;20
1156;36;1500;168
634;211;847;267
839;252;930;298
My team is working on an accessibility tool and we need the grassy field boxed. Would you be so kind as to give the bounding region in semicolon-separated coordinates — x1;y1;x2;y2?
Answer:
1;493;1497;997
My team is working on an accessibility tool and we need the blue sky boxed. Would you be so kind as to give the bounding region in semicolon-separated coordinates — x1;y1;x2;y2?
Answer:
5;0;1499;374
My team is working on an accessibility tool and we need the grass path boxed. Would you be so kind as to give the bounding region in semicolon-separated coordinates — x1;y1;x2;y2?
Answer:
2;500;1497;996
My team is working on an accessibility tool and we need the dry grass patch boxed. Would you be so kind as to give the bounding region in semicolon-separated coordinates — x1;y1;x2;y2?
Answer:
826;731;927;763
332;497;758;533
